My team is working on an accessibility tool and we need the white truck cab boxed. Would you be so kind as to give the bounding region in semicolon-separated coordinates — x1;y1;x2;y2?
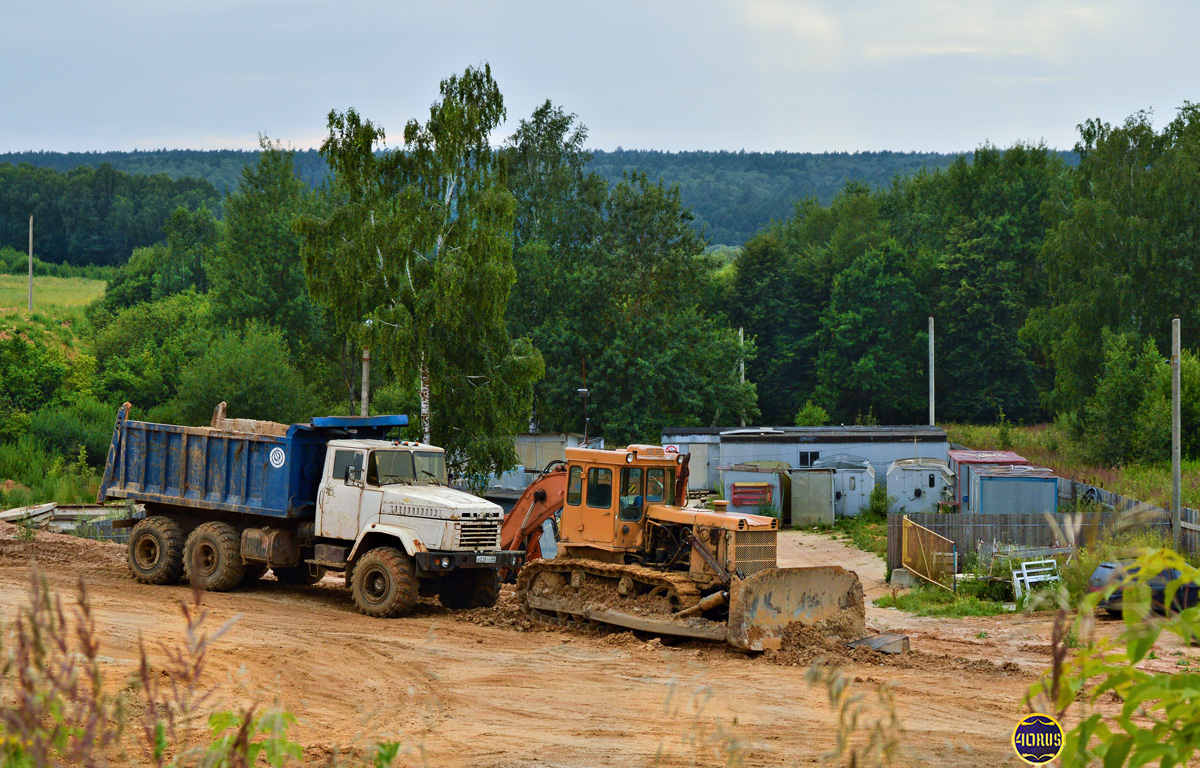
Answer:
319;438;503;555
314;438;520;616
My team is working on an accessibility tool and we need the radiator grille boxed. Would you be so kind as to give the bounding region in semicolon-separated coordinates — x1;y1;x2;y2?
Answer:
455;519;501;550
734;530;777;576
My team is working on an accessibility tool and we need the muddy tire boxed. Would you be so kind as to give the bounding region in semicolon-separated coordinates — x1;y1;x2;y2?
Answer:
439;569;501;609
184;521;245;592
351;547;418;618
273;564;327;585
126;516;185;585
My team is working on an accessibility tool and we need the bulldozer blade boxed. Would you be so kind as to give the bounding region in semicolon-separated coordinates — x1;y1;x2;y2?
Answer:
726;566;865;652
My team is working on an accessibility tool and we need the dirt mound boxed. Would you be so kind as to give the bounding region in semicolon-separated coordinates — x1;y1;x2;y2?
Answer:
0;521;125;571
767;617;878;667
452;586;539;631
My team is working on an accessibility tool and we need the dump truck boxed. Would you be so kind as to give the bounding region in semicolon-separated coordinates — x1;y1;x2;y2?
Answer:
98;402;523;617
500;445;864;651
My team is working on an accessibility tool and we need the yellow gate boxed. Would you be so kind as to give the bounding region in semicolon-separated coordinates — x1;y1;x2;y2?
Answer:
901;516;957;591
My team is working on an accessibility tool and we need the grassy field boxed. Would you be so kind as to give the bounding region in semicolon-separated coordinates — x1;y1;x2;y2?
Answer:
0;274;105;351
945;422;1200;509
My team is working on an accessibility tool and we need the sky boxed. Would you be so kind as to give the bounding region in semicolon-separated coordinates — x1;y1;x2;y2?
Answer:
4;0;1198;153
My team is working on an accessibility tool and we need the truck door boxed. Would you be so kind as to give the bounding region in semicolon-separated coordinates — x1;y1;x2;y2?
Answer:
318;448;365;540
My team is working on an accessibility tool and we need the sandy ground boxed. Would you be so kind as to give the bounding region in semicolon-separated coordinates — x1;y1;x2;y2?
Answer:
2;523;1193;767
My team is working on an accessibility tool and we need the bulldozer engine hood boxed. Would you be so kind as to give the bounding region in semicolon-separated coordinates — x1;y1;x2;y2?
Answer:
646;504;778;531
380;486;501;519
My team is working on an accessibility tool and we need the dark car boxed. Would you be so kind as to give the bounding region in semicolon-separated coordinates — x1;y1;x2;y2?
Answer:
1087;560;1200;616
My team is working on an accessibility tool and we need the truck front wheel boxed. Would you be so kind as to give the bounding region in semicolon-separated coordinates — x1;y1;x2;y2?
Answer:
351;547;418;618
127;516;185;585
439;568;501;609
184;521;245;592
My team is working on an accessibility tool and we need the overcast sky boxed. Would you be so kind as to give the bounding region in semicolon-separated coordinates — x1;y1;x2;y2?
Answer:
4;0;1197;153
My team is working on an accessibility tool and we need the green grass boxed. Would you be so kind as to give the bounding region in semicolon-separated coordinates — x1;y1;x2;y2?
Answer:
945;422;1200;509
0;275;103;353
0;274;106;312
874;585;1009;617
811;512;888;558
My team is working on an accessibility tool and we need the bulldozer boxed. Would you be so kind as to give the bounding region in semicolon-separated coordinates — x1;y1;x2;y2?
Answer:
501;444;864;651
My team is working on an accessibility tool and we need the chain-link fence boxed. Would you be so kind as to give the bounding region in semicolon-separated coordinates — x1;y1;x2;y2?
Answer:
901;516;957;591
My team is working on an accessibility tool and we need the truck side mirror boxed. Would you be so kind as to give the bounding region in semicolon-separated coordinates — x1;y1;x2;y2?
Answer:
344;466;363;487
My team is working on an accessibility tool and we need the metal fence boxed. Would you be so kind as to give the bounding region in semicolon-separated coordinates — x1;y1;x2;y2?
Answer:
900;517;956;589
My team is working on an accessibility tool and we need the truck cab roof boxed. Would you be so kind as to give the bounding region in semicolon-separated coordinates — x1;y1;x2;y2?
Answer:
326;438;444;453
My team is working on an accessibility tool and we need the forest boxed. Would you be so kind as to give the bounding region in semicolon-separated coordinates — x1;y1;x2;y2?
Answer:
0;147;1003;247
1;65;1199;511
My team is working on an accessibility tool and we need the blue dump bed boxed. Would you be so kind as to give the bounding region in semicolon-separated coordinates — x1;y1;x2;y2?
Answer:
97;404;408;519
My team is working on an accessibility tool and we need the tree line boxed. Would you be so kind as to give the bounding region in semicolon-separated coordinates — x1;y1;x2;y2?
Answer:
0;163;219;266
1;147;1005;252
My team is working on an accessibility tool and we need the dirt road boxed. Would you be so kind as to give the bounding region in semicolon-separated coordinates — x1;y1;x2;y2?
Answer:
0;523;1148;767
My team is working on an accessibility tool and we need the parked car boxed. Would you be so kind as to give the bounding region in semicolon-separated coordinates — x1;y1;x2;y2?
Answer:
1087;560;1200;616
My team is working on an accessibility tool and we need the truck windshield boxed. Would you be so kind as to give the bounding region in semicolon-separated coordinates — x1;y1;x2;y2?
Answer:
368;451;415;485
413;451;447;485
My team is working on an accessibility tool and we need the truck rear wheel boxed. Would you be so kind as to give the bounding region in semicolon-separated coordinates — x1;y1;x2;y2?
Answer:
439;569;501;609
127;516;185;585
184;521;245;592
273;564;326;585
351;547;418;618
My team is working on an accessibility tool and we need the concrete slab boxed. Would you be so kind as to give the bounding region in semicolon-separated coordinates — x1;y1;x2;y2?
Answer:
890;566;919;588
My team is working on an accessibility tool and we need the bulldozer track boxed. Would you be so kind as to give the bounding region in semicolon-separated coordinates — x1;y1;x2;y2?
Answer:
515;559;704;608
514;559;720;640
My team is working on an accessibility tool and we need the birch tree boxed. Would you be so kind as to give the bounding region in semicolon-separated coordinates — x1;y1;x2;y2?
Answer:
298;64;543;480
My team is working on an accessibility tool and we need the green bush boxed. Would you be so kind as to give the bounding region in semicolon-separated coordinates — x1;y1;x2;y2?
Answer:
794;400;829;427
0;337;68;412
862;483;890;521
173;321;318;425
0;435;100;508
29;395;116;467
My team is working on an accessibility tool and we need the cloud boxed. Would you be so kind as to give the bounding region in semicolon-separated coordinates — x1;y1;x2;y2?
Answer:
0;0;1197;152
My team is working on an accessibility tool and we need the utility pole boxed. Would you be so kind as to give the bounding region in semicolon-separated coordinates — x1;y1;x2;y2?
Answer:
360;349;370;418
28;215;33;311
1172;317;1182;549
739;327;746;427
928;317;935;426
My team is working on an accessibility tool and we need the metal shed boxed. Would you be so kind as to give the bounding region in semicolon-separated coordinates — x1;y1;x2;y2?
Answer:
946;449;1029;512
812;453;876;517
968;466;1059;515
717;425;948;481
660;427;723;493
789;468;835;526
886;457;955;515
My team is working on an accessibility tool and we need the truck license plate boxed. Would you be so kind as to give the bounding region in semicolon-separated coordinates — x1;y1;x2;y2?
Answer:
476;554;497;564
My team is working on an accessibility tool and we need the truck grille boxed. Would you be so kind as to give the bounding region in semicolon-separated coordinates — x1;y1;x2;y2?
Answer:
734;530;777;577
455;519;500;550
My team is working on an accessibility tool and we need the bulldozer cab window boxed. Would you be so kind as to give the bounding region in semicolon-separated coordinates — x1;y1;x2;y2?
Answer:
586;467;612;508
619;467;644;521
566;466;582;506
645;468;674;505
